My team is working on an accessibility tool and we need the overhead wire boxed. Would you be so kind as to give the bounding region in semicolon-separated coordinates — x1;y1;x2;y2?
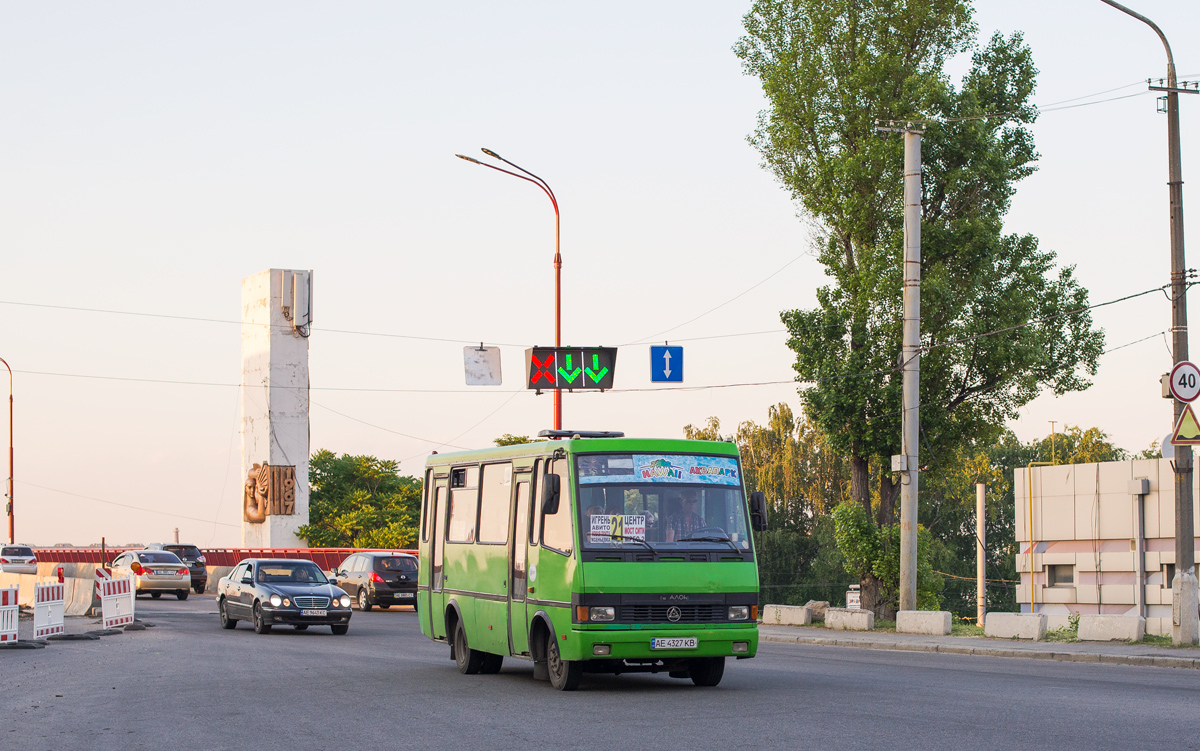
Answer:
18;479;241;528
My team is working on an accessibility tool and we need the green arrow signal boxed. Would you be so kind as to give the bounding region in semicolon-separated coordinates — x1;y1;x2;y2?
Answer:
557;353;582;384
584;353;609;384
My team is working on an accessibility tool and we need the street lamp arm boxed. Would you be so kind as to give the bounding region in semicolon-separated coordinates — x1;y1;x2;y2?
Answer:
1100;0;1176;83
481;149;559;212
457;155;559;214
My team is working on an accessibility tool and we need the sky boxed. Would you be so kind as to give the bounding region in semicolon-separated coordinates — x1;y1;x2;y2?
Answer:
0;1;1197;546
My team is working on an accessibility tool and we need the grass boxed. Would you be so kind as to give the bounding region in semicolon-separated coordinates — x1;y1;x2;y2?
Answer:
951;621;984;637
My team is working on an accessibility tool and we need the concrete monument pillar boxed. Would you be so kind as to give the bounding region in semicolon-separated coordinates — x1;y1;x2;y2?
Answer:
240;269;313;548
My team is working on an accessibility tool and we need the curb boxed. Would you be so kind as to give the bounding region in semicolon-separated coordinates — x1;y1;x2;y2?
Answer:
759;633;1200;670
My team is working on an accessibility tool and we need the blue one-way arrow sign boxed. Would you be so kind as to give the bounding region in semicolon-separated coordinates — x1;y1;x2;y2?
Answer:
650;345;683;383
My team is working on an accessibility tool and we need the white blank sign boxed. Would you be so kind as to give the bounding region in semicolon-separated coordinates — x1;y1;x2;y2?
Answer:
464;346;502;386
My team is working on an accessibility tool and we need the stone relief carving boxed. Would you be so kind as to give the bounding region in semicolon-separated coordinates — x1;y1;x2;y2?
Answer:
243;463;297;523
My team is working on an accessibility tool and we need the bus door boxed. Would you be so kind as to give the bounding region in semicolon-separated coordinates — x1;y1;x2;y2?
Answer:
507;477;533;655
428;482;448;639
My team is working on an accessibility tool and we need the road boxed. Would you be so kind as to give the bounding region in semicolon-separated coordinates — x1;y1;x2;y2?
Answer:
3;594;1197;751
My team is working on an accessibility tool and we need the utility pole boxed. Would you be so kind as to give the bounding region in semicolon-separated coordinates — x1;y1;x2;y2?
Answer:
878;120;923;612
1101;0;1199;646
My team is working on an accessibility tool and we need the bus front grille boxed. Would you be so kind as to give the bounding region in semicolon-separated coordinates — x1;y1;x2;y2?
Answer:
620;604;726;624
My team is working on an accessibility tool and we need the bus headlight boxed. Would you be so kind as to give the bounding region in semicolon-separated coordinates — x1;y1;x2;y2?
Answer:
728;606;750;621
589;606;615;622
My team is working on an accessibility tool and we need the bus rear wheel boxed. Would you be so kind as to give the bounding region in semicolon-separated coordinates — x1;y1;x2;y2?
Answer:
546;633;581;691
454;620;484;674
689;657;725;687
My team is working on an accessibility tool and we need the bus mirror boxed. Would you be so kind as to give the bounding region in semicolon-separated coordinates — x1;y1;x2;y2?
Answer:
749;491;768;532
542;474;561;515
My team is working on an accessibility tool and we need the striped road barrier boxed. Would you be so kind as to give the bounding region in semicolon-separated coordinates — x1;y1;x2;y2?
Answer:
0;587;17;643
99;575;135;629
34;582;65;638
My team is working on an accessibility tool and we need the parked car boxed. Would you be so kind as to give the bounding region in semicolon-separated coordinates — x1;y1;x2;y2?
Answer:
0;545;37;575
331;552;418;611
111;549;191;600
149;543;208;594
217;558;352;635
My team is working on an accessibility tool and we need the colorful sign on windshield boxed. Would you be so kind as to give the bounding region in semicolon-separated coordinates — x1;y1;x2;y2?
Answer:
577;454;741;486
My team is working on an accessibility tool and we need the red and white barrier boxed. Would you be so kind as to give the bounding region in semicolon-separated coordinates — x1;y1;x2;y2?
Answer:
0;587;17;643
99;575;135;629
34;582;65;638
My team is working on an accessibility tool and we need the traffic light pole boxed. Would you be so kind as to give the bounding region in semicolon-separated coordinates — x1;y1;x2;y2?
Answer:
457;149;563;430
1101;0;1198;646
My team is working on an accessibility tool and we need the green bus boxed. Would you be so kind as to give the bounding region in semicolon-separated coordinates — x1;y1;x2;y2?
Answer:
417;430;768;690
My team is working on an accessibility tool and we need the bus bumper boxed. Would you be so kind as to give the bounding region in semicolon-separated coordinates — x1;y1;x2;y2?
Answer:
565;625;758;661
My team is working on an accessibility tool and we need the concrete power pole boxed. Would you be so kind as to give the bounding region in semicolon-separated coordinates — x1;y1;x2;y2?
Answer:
878;120;924;613
1101;0;1199;646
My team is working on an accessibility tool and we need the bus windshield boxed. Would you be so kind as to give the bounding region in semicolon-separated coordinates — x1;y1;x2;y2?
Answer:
576;453;751;551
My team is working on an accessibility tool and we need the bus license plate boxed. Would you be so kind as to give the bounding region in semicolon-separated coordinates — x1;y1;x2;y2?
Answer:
301;609;327;616
651;637;698;650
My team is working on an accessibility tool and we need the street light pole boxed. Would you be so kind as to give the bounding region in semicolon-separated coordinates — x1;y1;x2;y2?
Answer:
0;358;12;544
1100;0;1198;645
456;150;563;430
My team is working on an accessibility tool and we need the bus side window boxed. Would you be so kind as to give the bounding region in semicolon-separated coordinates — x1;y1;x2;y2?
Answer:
448;466;480;543
541;458;572;555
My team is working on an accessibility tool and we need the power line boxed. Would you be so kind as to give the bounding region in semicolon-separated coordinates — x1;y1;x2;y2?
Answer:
311;400;469;449
18;479;241;528
623;253;806;345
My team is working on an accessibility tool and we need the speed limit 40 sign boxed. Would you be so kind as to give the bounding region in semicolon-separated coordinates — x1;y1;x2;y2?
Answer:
1170;361;1200;402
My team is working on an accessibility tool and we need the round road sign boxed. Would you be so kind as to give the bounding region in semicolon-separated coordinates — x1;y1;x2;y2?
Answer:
1170;361;1200;402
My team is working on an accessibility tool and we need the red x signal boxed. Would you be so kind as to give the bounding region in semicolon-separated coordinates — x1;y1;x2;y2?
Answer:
528;351;555;386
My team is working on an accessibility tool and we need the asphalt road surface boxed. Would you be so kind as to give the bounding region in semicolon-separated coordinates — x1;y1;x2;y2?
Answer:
3;594;1198;751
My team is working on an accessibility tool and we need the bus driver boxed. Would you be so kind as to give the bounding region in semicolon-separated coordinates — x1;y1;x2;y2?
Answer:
665;489;703;542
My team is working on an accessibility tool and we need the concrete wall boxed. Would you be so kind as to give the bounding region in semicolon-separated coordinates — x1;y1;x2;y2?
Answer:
1015;459;1200;635
241;269;311;549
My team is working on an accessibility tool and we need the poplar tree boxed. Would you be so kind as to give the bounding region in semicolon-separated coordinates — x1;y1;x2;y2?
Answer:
736;0;1104;613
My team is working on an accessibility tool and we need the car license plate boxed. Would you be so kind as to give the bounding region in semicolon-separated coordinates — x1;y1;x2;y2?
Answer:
301;609;327;616
398;592;414;598
651;637;698;649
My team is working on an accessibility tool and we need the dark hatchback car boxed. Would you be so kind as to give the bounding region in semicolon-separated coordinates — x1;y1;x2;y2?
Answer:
160;544;207;594
332;552;418;611
217;558;353;635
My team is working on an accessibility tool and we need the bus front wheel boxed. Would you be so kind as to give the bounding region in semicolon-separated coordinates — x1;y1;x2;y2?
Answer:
689;657;725;687
546;633;582;691
454;620;484;674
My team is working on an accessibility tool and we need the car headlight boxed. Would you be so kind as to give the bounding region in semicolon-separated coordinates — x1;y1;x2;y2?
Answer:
340;595;351;608
283;598;290;607
270;594;282;607
728;606;750;621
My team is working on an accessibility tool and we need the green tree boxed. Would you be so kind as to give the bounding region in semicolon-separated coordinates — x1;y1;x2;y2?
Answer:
494;434;533;446
297;450;421;549
833;502;942;614
736;1;1104;615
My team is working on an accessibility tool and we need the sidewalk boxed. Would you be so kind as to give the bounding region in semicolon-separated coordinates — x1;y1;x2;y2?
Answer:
759;623;1200;670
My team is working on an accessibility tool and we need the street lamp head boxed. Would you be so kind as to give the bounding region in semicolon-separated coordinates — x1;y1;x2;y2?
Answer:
455;154;481;164
481;147;501;160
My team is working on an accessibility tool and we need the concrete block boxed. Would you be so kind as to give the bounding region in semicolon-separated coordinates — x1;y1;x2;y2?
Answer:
761;604;811;626
1078;614;1146;642
896;610;952;635
984;612;1046;640
826;607;874;631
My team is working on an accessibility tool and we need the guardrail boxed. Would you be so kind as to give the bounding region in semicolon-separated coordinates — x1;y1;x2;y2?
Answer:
31;548;418;569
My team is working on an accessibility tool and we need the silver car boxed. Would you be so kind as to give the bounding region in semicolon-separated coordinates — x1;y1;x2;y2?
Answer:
111;549;191;600
0;545;37;575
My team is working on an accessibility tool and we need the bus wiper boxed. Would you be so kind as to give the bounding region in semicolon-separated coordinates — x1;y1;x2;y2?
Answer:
607;534;659;561
679;534;742;555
